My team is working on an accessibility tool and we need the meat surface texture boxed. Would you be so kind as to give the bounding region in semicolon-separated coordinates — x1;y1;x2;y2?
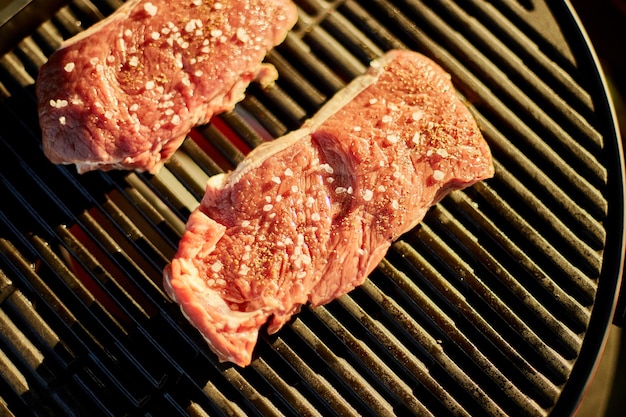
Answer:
163;50;495;366
36;0;297;173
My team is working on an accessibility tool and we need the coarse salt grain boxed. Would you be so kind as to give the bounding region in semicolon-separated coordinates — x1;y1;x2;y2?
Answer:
353;126;361;132
151;31;160;40
64;62;75;72
145;80;155;90
144;2;157;16
214;2;223;9
271;176;281;184
369;98;378;105
241;220;250;227
386;134;400;144
171;115;181;125
363;189;374;201
319;163;334;174
391;200;399;210
436;149;449;158
59;116;66;125
236;28;250;43
382;115;392;123
291;185;299;193
411;111;423;121
50;99;68;108
433;170;445;181
311;213;321;221
211;261;223;272
263;204;273;212
185;19;202;33
284;168;293;177
412;131;421;145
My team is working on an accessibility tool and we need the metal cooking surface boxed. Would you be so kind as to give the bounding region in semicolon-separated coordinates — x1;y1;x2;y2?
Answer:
0;0;623;416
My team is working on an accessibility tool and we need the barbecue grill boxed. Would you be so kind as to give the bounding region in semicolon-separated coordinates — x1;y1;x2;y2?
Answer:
0;0;623;416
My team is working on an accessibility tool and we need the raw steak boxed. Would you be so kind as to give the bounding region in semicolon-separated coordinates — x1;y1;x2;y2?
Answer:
163;50;495;366
36;0;297;173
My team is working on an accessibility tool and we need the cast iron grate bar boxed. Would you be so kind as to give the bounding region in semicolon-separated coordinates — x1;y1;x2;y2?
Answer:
0;0;621;416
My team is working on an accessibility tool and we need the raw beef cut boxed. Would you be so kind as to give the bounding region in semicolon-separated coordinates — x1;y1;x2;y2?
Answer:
163;50;494;366
36;0;297;173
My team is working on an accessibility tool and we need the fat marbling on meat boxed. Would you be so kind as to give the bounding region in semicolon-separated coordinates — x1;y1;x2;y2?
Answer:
163;50;495;367
36;0;297;173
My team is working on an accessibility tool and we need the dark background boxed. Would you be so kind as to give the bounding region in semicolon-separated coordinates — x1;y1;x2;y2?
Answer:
570;0;625;416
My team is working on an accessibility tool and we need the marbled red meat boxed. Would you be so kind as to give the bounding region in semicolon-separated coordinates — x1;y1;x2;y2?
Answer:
36;0;297;173
163;50;495;366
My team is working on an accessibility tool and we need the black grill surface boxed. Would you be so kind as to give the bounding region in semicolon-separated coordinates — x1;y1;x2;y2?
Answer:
0;1;623;416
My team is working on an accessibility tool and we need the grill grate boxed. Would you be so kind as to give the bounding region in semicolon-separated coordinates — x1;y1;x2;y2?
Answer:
0;0;623;416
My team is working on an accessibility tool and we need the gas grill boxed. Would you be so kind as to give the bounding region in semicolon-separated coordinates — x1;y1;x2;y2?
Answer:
0;0;623;416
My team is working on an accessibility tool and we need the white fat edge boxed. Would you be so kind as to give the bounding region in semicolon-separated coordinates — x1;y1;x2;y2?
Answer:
222;128;308;188
255;63;279;88
57;0;142;49
216;52;393;190
301;52;391;132
206;172;229;191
